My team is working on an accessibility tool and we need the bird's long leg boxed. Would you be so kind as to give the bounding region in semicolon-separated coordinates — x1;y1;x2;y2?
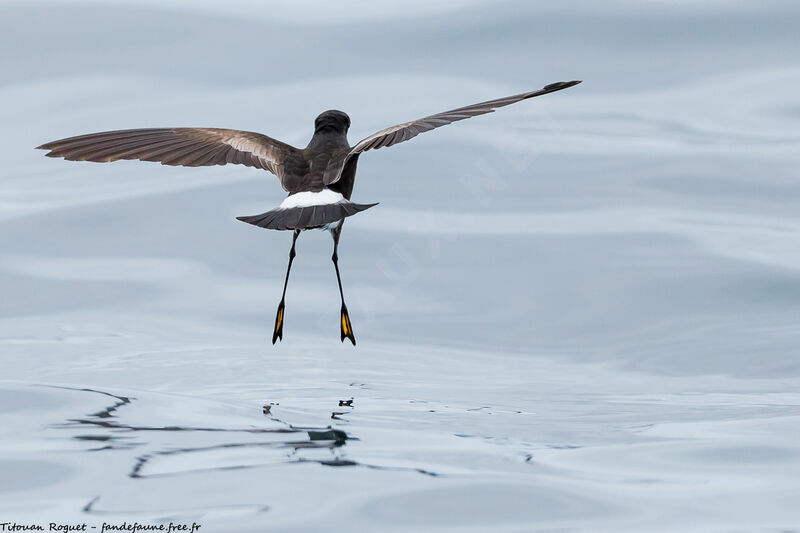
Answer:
331;222;356;345
273;229;300;344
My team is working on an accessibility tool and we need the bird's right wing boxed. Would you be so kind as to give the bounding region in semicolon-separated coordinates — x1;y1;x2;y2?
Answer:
323;80;581;185
38;127;298;187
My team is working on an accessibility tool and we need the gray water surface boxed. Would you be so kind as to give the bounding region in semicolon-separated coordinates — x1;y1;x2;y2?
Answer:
1;1;800;531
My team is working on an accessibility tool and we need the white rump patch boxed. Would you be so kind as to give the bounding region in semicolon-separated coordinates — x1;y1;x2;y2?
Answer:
279;189;345;209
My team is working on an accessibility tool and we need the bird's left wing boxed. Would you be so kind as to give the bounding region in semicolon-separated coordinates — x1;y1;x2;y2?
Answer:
38;127;297;185
323;80;581;185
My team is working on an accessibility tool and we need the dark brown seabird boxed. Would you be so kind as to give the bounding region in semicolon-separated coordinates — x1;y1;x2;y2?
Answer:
37;80;581;345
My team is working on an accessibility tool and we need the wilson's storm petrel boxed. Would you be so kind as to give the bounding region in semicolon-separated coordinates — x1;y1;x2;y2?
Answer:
37;80;581;345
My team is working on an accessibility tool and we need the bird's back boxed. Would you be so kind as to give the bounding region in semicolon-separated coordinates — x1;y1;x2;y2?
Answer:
282;132;350;195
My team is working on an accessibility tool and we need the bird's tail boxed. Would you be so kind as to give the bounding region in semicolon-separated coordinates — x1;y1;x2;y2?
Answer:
237;200;378;231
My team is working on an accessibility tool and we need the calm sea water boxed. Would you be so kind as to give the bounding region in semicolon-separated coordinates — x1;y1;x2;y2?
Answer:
1;1;800;531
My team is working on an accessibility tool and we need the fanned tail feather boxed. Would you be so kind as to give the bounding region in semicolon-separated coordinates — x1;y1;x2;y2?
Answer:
237;200;378;231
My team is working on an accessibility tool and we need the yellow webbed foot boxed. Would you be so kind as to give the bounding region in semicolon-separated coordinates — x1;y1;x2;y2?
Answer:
340;304;356;346
273;301;285;344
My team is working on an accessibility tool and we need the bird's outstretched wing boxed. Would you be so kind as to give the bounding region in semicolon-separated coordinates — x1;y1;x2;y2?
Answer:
38;127;297;185
324;80;581;185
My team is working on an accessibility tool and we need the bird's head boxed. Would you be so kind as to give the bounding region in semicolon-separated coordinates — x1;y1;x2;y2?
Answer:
314;110;350;134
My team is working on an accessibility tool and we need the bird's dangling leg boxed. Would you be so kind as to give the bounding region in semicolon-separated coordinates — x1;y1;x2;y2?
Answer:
331;222;356;345
274;229;300;344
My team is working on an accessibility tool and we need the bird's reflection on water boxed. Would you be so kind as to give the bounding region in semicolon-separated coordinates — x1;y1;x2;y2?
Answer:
49;385;438;482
